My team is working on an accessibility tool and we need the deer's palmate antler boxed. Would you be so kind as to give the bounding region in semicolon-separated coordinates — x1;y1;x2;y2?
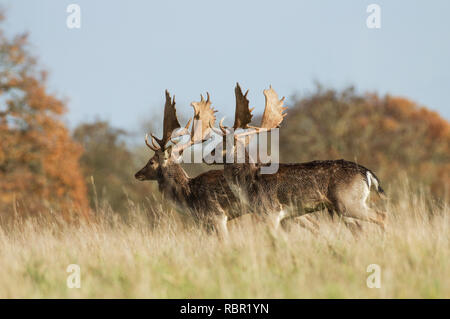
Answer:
210;83;287;164
145;90;217;160
145;90;188;152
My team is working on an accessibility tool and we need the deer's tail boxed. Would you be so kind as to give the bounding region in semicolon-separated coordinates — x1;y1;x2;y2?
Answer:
365;170;386;199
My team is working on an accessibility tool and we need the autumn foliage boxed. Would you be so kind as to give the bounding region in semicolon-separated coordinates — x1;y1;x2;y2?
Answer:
0;14;88;214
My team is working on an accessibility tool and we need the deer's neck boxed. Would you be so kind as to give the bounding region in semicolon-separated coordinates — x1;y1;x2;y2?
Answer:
157;163;191;204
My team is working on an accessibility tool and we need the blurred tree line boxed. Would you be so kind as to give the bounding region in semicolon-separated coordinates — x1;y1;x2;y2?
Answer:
0;11;448;216
72;119;158;213
280;86;449;199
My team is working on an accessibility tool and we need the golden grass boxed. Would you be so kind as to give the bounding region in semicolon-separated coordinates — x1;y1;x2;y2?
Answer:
0;186;448;298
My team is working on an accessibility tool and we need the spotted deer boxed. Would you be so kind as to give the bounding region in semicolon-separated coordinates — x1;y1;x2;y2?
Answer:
210;83;387;232
135;91;249;237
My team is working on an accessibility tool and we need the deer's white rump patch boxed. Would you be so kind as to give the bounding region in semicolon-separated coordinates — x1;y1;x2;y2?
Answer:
366;171;379;191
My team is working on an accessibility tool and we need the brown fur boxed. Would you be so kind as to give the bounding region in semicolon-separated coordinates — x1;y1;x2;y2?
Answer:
224;159;386;230
135;151;241;235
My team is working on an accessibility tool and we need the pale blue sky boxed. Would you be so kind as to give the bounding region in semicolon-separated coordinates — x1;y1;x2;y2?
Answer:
1;0;449;134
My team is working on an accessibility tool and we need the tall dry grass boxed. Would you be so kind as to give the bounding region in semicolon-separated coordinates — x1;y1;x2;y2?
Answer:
0;183;448;298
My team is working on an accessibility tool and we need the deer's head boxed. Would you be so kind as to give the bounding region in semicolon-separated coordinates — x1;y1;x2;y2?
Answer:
134;147;171;181
135;90;217;181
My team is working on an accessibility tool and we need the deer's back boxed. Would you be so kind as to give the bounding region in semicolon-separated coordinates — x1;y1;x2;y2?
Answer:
257;159;373;206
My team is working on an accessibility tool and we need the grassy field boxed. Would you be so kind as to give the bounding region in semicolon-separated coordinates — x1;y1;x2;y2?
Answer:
0;186;448;298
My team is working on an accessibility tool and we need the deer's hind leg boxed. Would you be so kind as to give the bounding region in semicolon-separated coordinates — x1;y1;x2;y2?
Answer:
333;177;385;231
324;203;363;236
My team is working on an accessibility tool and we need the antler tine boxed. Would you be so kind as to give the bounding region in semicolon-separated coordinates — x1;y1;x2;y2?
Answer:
149;133;161;148
219;117;230;135
184;117;193;131
209;117;226;136
145;134;159;151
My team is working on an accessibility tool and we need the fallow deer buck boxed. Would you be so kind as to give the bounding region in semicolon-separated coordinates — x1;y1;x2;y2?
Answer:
210;83;387;233
135;90;250;237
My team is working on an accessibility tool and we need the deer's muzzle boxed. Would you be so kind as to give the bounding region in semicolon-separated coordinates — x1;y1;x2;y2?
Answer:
135;171;146;181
